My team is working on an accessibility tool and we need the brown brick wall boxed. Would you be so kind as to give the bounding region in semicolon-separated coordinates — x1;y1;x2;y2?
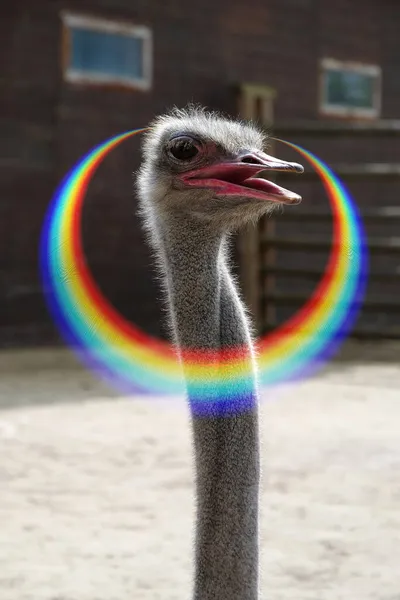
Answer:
0;0;399;345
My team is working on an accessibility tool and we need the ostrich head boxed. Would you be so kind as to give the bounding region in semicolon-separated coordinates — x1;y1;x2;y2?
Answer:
137;106;303;233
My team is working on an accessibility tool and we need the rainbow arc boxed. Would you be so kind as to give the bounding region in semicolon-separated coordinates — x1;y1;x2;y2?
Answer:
40;129;368;401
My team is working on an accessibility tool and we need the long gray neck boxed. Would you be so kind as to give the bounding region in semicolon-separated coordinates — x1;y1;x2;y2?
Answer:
156;214;260;600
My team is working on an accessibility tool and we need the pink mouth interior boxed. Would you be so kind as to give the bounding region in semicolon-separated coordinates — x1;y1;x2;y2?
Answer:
240;176;292;196
183;163;301;204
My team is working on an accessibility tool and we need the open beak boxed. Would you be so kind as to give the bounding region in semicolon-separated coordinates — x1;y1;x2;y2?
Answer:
181;151;304;205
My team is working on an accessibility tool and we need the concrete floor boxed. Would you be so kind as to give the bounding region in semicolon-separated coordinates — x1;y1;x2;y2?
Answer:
0;344;399;600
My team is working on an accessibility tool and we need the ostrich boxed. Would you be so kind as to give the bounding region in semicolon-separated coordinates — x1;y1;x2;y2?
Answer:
136;106;303;600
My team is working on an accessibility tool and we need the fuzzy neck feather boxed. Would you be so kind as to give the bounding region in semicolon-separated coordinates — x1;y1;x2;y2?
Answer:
150;210;260;600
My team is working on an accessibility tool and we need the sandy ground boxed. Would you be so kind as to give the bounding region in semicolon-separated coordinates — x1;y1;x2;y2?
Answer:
0;345;399;600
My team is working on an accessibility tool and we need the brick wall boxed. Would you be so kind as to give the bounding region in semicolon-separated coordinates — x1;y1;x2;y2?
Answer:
0;0;399;345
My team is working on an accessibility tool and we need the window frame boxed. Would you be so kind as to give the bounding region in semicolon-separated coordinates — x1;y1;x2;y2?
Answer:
61;12;152;90
319;58;381;119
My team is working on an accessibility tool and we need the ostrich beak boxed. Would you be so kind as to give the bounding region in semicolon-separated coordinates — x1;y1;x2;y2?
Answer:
181;151;304;204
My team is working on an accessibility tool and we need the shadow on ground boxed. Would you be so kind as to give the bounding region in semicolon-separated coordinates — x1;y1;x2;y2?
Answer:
0;340;398;411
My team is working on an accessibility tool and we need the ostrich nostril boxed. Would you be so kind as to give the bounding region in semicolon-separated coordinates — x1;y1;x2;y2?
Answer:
240;154;264;165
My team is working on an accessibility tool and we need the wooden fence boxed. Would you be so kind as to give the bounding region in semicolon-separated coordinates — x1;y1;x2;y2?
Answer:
240;119;400;339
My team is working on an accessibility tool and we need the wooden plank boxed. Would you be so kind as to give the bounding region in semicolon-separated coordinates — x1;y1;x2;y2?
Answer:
262;275;399;305
343;328;400;339
261;265;400;283
262;323;400;340
261;235;400;252
273;206;400;221
274;120;400;136
261;291;400;313
277;163;400;179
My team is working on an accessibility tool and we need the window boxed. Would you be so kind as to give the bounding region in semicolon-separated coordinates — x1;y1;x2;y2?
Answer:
320;59;381;118
61;13;152;90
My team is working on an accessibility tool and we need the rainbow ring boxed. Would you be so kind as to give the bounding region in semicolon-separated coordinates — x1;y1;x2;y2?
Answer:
40;129;368;402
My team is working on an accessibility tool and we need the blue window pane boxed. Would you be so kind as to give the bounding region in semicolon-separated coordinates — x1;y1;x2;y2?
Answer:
342;72;374;108
324;69;375;109
70;27;144;80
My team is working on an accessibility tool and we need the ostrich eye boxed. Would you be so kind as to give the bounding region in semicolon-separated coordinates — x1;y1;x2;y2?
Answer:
168;137;199;161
